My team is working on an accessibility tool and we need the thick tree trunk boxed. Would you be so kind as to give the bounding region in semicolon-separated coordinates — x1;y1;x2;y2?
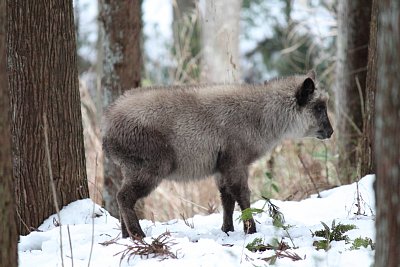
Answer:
360;0;378;177
7;0;89;235
202;0;242;83
0;0;18;265
335;0;372;184
374;1;400;266
99;0;142;217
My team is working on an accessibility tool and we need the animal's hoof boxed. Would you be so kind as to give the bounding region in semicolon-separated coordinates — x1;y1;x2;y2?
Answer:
130;232;146;240
121;228;129;238
122;229;146;239
243;220;257;234
221;224;234;233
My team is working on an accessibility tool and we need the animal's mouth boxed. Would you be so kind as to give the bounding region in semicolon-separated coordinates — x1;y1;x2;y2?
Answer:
316;129;334;139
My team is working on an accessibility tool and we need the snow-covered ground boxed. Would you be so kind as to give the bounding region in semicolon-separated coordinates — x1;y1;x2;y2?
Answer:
19;175;375;267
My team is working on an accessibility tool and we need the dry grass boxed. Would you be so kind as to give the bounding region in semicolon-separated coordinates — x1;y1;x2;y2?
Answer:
250;136;339;203
143;178;220;222
80;80;104;205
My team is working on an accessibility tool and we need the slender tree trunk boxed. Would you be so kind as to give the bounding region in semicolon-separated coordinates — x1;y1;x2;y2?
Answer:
335;0;372;184
172;0;201;83
374;1;400;266
0;0;18;265
7;0;89;235
202;0;242;83
99;0;142;217
360;0;378;177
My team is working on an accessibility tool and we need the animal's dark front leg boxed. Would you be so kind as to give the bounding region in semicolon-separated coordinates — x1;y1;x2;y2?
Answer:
221;167;256;234
216;175;235;233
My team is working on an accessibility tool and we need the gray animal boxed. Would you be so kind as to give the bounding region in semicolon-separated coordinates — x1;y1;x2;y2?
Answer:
102;70;333;238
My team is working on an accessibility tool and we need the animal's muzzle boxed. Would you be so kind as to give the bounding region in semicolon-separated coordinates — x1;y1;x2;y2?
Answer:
317;124;334;139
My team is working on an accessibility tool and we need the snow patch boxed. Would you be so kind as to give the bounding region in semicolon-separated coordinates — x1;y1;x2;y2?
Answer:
19;175;376;267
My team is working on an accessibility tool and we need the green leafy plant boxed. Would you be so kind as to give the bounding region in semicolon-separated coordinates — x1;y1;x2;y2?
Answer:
350;237;375;250
312;220;357;250
262;197;285;228
238;208;264;223
246;237;287;252
246;237;267;252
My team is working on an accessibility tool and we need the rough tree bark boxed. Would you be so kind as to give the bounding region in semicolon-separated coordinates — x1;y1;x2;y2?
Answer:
99;0;142;217
202;0;242;83
0;0;18;265
374;1;400;266
335;0;372;184
360;0;378;177
7;0;89;235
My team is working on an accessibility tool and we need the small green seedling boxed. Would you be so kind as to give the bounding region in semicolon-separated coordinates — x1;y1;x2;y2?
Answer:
246;237;288;252
312;220;357;251
246;237;268;252
246;237;303;263
350;237;375;250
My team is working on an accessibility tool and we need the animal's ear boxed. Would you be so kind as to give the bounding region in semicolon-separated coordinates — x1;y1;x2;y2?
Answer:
306;69;316;80
296;77;315;106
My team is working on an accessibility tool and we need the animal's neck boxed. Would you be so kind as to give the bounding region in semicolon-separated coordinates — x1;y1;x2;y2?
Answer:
259;97;296;150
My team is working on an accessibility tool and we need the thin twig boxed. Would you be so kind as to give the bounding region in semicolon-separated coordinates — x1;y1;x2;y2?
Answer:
177;196;209;212
16;209;31;234
86;180;104;204
88;154;98;267
322;142;330;184
298;154;321;198
341;111;363;136
284;228;297;249
43;113;64;267
67;225;74;267
115;231;177;263
99;233;121;246
179;213;194;229
355;181;362;215
355;75;365;123
240;227;249;264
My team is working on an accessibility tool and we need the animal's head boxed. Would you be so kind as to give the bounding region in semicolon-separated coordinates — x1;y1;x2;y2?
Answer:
292;70;334;140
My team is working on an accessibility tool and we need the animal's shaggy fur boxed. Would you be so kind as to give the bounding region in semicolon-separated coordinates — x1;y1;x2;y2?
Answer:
102;70;333;238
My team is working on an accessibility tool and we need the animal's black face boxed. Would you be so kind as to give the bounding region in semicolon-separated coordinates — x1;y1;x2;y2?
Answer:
295;72;334;140
312;101;334;140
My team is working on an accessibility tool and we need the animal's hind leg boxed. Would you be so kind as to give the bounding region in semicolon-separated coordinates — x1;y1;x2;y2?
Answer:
112;126;175;238
117;168;160;238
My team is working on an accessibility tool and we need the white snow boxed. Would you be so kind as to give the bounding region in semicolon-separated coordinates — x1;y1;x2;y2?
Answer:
19;175;376;267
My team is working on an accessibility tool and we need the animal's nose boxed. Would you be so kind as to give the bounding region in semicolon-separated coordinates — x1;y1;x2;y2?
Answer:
328;127;334;138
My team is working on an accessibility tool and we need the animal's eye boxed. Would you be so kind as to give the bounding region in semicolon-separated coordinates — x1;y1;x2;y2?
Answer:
315;104;325;112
